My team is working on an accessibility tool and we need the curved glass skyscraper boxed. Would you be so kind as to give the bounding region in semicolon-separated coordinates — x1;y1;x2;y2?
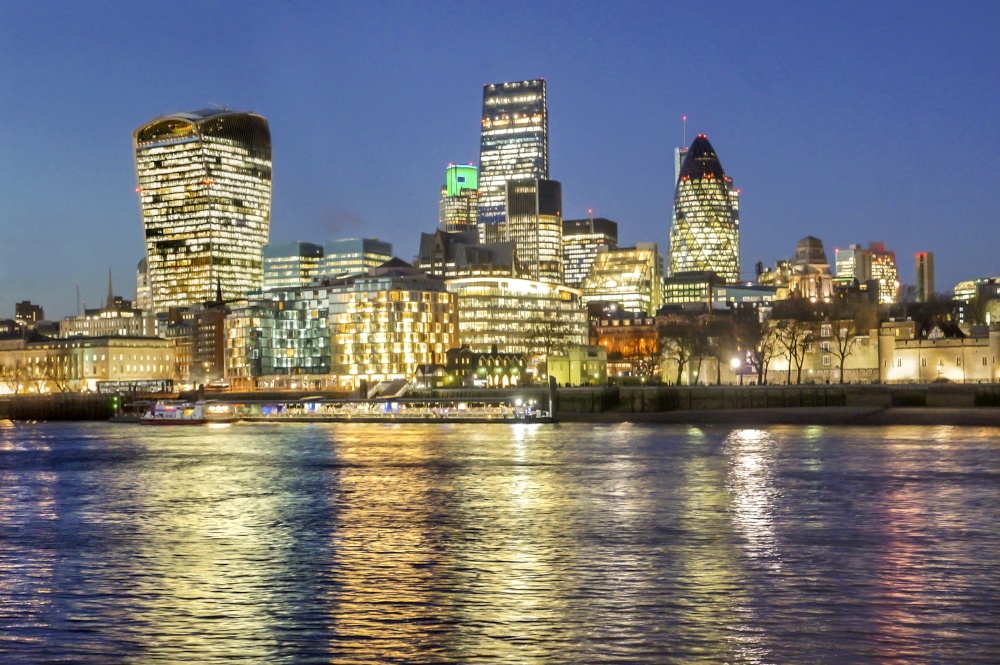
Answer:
669;135;739;283
133;109;272;313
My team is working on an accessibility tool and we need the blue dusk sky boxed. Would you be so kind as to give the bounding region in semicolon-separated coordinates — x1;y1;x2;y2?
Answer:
1;1;998;319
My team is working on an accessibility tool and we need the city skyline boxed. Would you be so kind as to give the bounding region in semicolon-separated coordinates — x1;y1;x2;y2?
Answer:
1;2;998;318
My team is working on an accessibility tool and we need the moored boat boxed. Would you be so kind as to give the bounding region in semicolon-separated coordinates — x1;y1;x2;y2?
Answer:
140;400;241;425
140;401;206;425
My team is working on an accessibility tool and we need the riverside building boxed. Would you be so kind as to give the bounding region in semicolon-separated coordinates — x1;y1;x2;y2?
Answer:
0;336;175;394
133;109;272;313
445;277;587;369
669;135;740;283
226;262;456;390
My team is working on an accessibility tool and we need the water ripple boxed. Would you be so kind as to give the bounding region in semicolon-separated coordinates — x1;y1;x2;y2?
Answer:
0;421;998;663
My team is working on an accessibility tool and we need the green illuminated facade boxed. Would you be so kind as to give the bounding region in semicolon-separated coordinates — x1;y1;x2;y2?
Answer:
134;109;272;313
439;165;480;233
669;135;739;283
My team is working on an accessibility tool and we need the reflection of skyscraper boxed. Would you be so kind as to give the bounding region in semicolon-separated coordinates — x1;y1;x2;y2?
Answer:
439;165;479;233
134;109;272;313
669;135;739;282
915;252;934;303
478;79;548;231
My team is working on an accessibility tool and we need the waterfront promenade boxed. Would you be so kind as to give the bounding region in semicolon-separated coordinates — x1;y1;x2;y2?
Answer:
2;383;1000;425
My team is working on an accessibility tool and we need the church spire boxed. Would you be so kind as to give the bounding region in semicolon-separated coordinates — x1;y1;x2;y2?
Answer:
107;268;114;310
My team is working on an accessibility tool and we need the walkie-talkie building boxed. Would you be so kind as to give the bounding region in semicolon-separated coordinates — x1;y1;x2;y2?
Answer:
668;135;739;283
478;79;548;231
133;109;272;313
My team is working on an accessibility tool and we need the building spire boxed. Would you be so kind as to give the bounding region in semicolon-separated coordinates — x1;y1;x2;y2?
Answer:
107;268;114;309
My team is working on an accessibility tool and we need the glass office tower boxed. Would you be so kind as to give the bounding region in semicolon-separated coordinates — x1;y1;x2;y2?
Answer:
439;164;480;233
669;135;739;283
562;217;618;288
483;178;563;284
478;79;548;231
263;242;324;290
134;109;272;313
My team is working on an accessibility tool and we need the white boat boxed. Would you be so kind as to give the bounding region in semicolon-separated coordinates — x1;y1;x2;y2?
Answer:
140;401;206;425
139;400;240;425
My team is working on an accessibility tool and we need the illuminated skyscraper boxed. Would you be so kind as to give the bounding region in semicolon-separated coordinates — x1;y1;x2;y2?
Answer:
869;242;899;304
562;217;618;288
669;135;739;283
134;109;272;313
439;165;480;233
483;178;562;283
478;79;548;230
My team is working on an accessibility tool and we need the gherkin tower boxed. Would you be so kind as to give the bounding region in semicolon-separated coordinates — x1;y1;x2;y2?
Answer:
669;135;739;283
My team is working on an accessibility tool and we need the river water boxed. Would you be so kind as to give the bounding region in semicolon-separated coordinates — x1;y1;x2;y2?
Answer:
0;421;997;663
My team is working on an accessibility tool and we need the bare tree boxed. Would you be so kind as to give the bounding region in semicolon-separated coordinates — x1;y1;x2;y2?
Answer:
1;360;27;395
44;357;75;393
773;319;810;385
703;318;738;385
827;302;878;384
659;322;701;385
737;316;780;385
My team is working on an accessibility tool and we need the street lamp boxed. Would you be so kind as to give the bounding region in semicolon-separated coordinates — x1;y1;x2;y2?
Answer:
731;357;742;386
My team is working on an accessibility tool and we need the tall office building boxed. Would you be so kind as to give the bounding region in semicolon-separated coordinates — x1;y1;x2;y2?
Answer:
263;242;324;289
318;238;393;278
835;244;872;285
439;165;480;233
669;135;740;283
478;79;548;231
562;217;618;288
133;109;272;313
869;242;899;304
483;178;563;283
915;252;935;303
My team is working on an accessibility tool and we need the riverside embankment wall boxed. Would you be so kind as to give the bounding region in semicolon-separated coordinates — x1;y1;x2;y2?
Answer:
553;384;1000;414
2;385;999;422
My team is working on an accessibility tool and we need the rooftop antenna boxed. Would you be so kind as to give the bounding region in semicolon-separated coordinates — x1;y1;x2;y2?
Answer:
76;285;80;316
682;115;687;147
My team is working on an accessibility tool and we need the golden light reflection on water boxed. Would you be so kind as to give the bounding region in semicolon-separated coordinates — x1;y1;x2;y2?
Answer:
0;422;998;662
724;429;780;569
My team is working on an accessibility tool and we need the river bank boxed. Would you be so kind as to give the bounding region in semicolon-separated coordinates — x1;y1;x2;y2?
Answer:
558;406;1000;427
